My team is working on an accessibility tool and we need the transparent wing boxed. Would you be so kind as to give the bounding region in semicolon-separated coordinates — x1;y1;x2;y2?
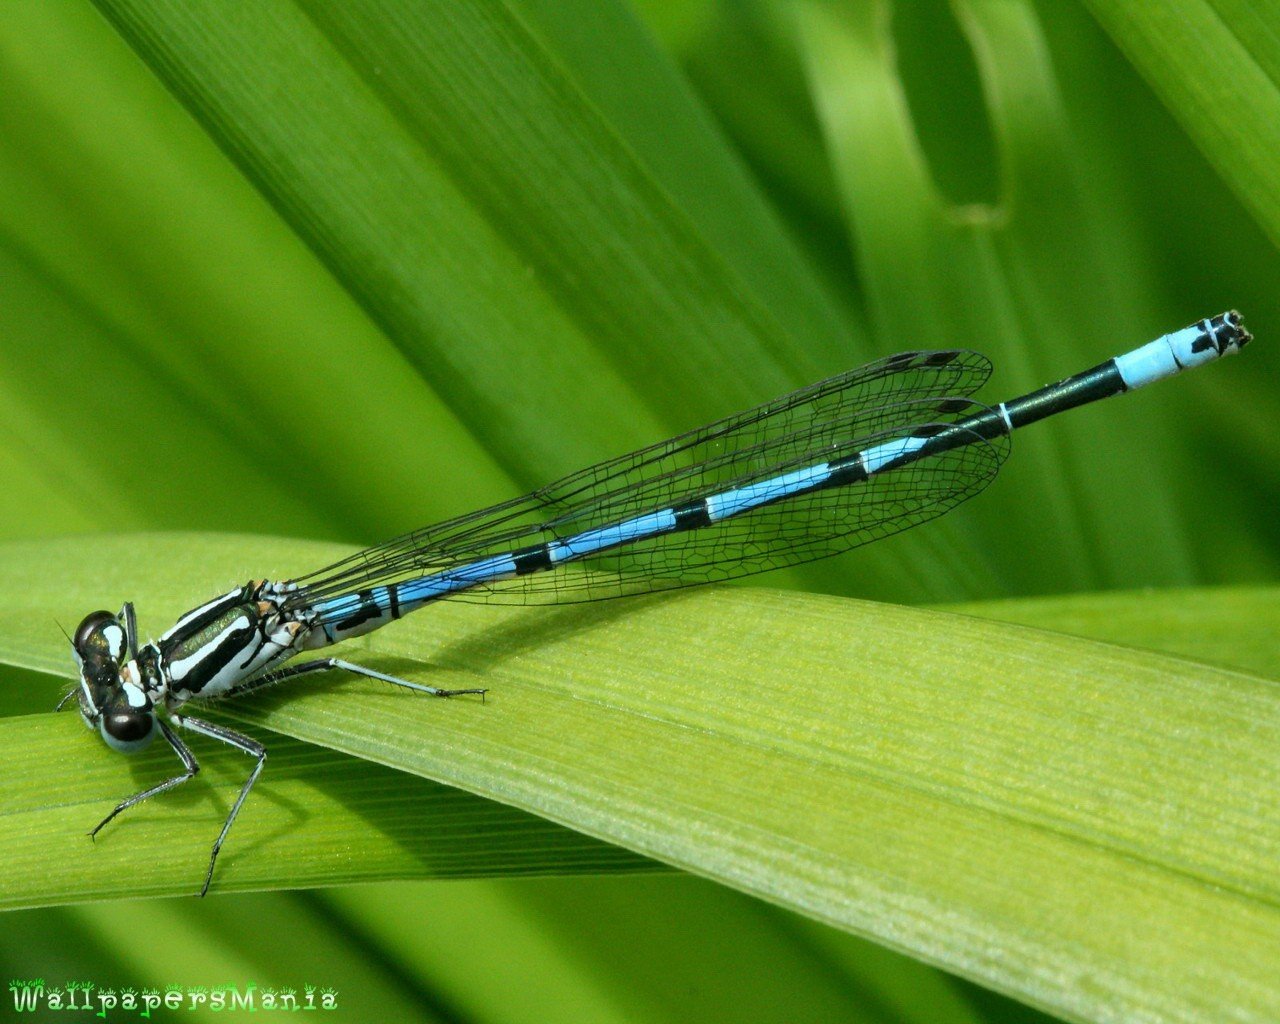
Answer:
289;349;1004;608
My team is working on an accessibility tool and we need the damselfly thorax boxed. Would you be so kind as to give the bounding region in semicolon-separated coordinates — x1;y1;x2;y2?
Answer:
68;581;306;745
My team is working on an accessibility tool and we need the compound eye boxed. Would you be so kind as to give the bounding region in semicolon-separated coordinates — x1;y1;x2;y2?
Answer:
74;610;126;663
100;710;156;753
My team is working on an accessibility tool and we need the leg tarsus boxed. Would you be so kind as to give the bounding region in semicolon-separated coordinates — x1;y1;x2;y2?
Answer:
172;715;265;898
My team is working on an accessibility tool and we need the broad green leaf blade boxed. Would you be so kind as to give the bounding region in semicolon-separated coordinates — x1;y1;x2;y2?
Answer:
947;586;1280;681
1081;1;1280;249
0;716;651;910
3;533;1278;1022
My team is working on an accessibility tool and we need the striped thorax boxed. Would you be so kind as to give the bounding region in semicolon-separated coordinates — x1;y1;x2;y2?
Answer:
68;580;314;753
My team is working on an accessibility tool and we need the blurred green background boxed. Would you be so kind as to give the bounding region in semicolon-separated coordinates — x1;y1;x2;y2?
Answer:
1;0;1276;1021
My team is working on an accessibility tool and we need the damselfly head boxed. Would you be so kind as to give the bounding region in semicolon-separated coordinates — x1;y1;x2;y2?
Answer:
71;609;156;752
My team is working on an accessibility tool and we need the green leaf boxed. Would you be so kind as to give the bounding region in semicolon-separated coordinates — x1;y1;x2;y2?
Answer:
1081;0;1280;248
0;717;651;910
88;0;853;471
946;585;1280;681
4;533;1279;1022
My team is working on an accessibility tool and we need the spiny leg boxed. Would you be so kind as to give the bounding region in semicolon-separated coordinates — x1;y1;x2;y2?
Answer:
171;661;481;895
171;715;266;898
224;657;486;700
90;718;198;838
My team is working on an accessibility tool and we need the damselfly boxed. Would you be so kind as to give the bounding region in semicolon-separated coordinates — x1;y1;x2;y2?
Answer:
61;312;1251;895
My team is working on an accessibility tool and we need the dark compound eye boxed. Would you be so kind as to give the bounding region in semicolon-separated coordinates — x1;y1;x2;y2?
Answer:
100;709;156;753
74;610;126;663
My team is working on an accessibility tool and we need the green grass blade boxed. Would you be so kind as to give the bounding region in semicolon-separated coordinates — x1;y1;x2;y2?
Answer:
1081;1;1280;248
3;533;1278;1021
947;585;1280;681
0;3;510;545
0;714;650;910
89;0;844;466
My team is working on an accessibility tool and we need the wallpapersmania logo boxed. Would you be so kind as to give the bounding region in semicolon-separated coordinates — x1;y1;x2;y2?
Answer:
9;979;338;1016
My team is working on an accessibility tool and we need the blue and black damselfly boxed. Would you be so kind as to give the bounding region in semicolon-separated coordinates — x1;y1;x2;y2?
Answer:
61;312;1251;895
